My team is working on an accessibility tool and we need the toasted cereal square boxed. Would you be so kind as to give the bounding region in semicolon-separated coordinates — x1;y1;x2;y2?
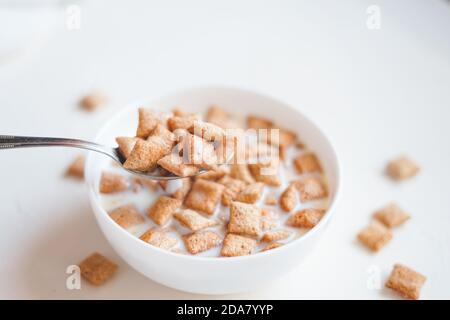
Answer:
386;156;420;181
116;137;140;159
287;208;325;228
183;230;222;254
264;194;278;205
171;178;192;201
261;217;278;231
167;116;196;131
374;203;410;228
357;221;392;252
79;252;117;286
190;120;225;141
230;164;255;184
151;123;176;146
66;155;85;179
174;209;218;231
180;133;218;169
109;204;144;228
294;153;322;174
184;179;224;215
235;182;264;204
206;106;238;129
279;183;298;212
136;108;160;138
124;137;171;172
140;228;178;250
385;264;427;300
99;172;128;194
157;153;199;177
79;91;108;111
147;196;182;225
221;234;257;257
218;176;246;206
132;176;159;191
248;162;281;187
247;116;273;129
261;242;283;252
261;229;291;242
228;201;261;237
196;167;229;181
296;178;327;202
267;127;297;147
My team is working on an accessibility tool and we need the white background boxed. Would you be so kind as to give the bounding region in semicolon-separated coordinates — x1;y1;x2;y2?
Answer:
0;0;449;299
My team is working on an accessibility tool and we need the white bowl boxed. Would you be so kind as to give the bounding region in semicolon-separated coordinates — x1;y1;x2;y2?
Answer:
85;86;341;295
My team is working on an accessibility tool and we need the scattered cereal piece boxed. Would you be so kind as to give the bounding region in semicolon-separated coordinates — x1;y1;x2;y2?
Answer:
157;152;199;177
167;116;196;131
171;178;192;201
287;208;325;228
374;203;410;228
247;116;273;129
206;106;238;129
261;242;283;252
296;178;327;202
174;209;218;231
184;179;224;215
248;162;281;187
66;155;85;179
140;228;178;250
261;229;291;242
132;176;159;191
183;230;222;254
221;234;257;257
79;252;117;286
218;176;247;206
293;152;322;174
228;201;261;237
190;120;225;142
264;194;278;206
116;137;140;159
357;221;392;252
124;137;172;172
230;164;255;184
385;264;426;300
279;183;298;212
79;91;108;111
136;108;160;138
386;156;420;181
235;182;264;204
147;196;182;225
99;172;128;194
109;204;145;228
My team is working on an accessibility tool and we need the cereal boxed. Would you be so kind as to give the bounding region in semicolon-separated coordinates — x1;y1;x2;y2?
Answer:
152;123;176;146
235;182;264;204
124;137;172;172
293;152;322;174
109;204;145;228
357;221;392;252
174;209;218;231
66;155;85;179
99;172;128;194
79;252;117;286
116;137;140;159
80;91;108;111
180;133;218;169
248;162;281;187
218;176;247;207
184;179;225;215
167;116;196;131
206;106;238;129
132;176;159;191
229;164;255;184
264;194;278;205
261;242;282;252
190;120;225;141
140;228;178;250
228;201;261;237
196;167;229;181
274;128;297;147
386;156;420;181
296;178;327;202
374;203;410;228
171;178;192;201
261;229;291;242
279;183;298;212
136;108;160;138
385;264;427;300
221;234;257;257
183;231;222;254
261;218;278;231
287;208;325;228
157;152;199;177
247;116;273;129
147;196;182;226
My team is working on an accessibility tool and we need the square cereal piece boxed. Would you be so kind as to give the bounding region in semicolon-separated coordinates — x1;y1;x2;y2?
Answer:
221;234;257;257
385;264;427;300
235;182;264;204
374;203;410;228
261;242;283;252
386;156;420;181
230;164;255;184
116;137;140;159
157;152;199;177
247;116;273;129
287;208;325;228
261;217;278;231
140;228;178;250
267;127;297;147
180;133;218;169
147;196;182;225
261;229;291;242
171;178;192;201
99;172;128;194
132;176;159;191
109;204;144;228
248;162;281;187
66;155;85;179
79;91;108;111
293;152;322;174
124;137;171;172
136;108;160;138
196;167;229;181
151;123;176;146
296;178;327;202
167;115;196;131
357;221;393;252
279;183;298;212
174;209;218;231
190;120;225;142
228;201;262;237
264;194;278;206
79;252;117;286
218;176;247;207
206;106;239;129
184;179;224;215
183;230;222;254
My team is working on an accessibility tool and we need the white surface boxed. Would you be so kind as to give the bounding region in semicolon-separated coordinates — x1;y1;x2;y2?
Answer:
0;0;449;299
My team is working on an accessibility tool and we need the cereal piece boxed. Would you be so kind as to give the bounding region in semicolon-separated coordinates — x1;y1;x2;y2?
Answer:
357;221;393;252
99;172;128;193
235;182;264;204
140;228;178;250
261;242;282;252
174;209;218;231
261;218;278;231
157;152;199;177
167;116;196;131
79;252;117;286
264;194;278;205
136;108;160;138
116;137;140;159
261;229;291;242
279;183;298;212
180;133;218;169
296;178;327;202
247;116;273;129
109;204;145;228
218;176;247;206
132;176;159;191
374;203;410;228
79;91;108;111
266;127;297;148
228;201;262;237
171;178;192;201
206;106;238;129
151;123;176;144
196;167;229;181
190;120;225;141
230;164;255;184
183;230;222;254
293;153;322;174
66;155;85;179
386;156;420;181
385;264;427;300
248;162;281;187
221;234;257;257
147;196;182;225
184;179;225;215
124;137;172;172
261;208;273;217
287;208;325;228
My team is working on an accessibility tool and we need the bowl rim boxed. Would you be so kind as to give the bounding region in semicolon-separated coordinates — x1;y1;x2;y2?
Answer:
86;85;342;263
